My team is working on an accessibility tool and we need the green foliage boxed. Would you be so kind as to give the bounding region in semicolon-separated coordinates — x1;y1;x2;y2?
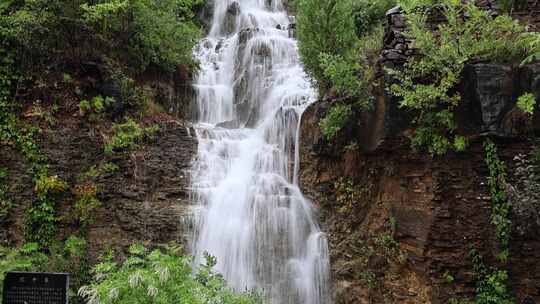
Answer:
443;270;455;284
352;0;396;37
111;71;153;112
470;249;513;304
104;119;159;155
125;0;203;71
359;270;377;289
79;95;115;120
390;1;539;155
25;173;69;247
100;162;119;174
0;0;202;73
320;104;352;140
319;53;363;98
483;140;512;251
374;233;399;256
297;0;392;98
80;162;120;182
73;184;102;227
1;237;89;301
34;174;68;200
79;244;262;304
517;93;536;115
296;0;360;92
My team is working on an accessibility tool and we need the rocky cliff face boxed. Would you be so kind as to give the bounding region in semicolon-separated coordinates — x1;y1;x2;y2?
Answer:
1;116;196;262
299;116;540;303
299;32;540;304
297;5;540;303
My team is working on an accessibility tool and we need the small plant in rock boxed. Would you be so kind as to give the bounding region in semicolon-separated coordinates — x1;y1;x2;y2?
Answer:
34;174;69;199
517;93;536;115
100;162;119;174
104;119;159;155
73;184;101;227
80;162;120;182
443;270;455;283
375;233;399;256
79;96;115;120
360;270;377;289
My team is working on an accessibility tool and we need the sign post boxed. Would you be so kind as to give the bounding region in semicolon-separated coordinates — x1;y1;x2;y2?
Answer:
2;272;69;304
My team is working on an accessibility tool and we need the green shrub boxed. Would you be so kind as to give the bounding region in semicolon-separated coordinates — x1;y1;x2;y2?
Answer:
79;244;262;304
517;93;536;115
320;104;352;140
390;1;539;155
296;0;360;92
297;0;393;98
104;119;158;155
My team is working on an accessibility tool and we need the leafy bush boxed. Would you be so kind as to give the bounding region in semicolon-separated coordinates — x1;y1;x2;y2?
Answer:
517;93;536;115
390;1;540;155
296;0;360;92
79;244;261;304
104;119;158;155
320;104;352;140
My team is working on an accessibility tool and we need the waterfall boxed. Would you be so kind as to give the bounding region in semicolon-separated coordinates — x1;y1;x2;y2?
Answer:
189;1;331;303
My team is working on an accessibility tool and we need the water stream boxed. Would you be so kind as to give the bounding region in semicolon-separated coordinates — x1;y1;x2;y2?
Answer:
189;1;331;303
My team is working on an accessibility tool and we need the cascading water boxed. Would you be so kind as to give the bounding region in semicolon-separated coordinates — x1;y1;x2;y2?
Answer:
189;1;331;303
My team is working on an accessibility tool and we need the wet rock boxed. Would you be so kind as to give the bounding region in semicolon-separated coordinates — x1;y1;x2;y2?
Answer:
222;1;241;35
463;64;515;135
227;1;240;16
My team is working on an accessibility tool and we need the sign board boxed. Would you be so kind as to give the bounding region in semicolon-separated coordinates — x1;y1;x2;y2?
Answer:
2;272;69;304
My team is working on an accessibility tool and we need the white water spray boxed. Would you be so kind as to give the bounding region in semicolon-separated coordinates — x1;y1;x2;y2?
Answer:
190;1;331;303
